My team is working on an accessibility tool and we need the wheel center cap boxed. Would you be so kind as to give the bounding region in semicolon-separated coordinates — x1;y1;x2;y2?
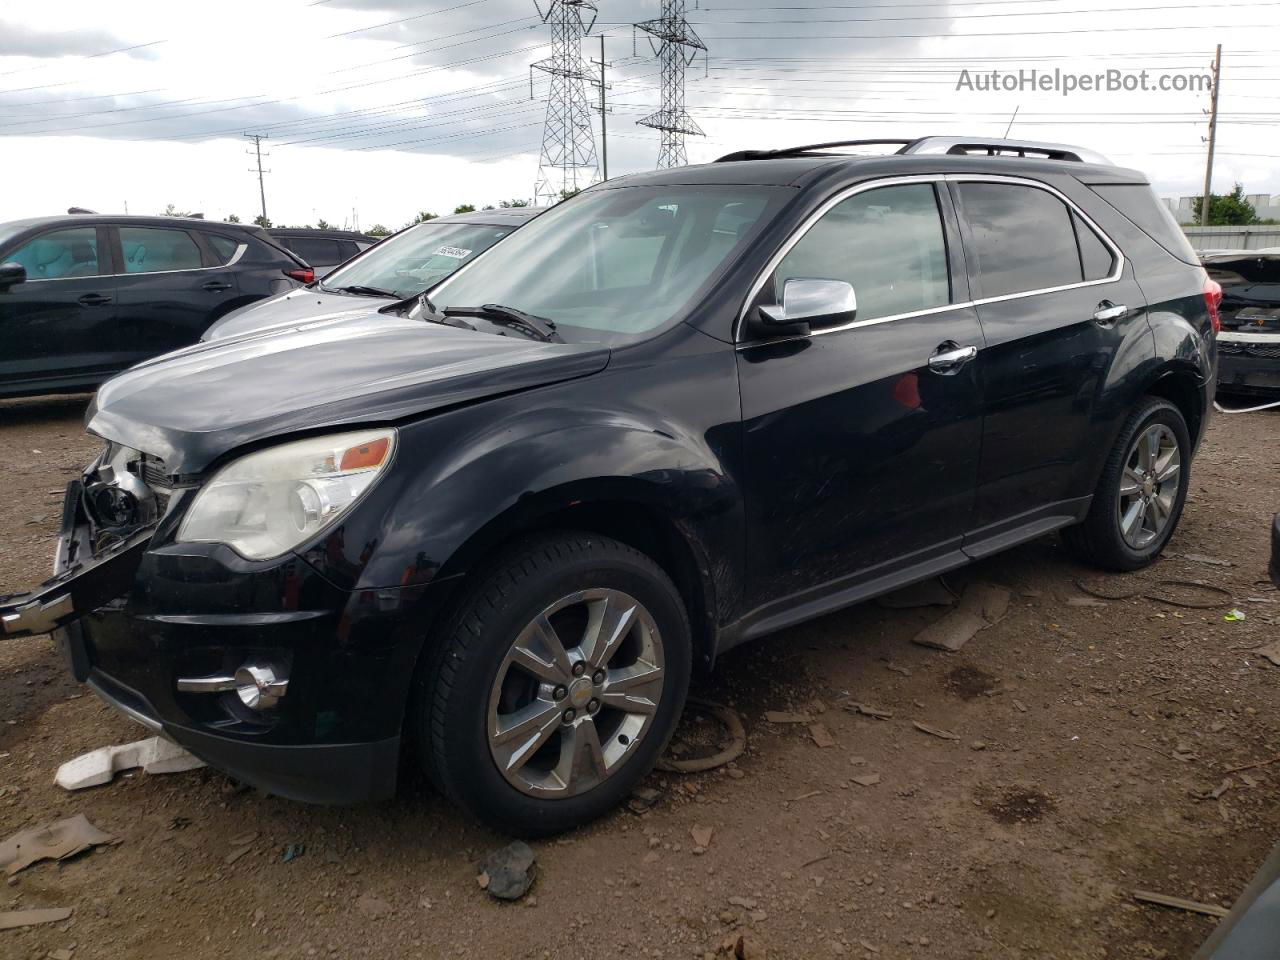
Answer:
568;677;593;709
1142;477;1156;497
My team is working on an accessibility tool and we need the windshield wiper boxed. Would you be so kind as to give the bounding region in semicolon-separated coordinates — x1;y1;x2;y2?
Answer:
332;284;398;298
443;304;562;343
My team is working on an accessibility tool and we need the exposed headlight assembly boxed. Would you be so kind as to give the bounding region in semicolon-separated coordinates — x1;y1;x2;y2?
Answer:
178;429;396;560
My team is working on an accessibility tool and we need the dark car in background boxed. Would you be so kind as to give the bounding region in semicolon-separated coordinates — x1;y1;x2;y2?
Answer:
268;228;374;276
204;207;543;341
1203;250;1280;397
0;215;311;398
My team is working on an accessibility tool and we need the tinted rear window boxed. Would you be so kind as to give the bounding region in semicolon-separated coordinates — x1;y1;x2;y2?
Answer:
956;182;1082;298
279;237;342;265
1089;183;1199;265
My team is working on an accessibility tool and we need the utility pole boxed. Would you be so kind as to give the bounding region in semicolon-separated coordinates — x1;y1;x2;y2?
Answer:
244;133;270;224
591;34;610;181
1200;45;1222;227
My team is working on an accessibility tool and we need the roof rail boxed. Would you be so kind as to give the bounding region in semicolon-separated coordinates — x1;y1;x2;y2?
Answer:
900;136;1111;165
715;139;917;162
715;135;1110;166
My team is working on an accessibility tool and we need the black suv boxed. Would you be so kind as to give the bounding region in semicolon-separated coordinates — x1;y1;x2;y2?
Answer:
1;137;1217;835
0;215;311;398
267;228;374;276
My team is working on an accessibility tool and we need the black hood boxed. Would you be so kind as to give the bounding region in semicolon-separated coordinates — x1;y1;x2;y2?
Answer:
89;313;610;473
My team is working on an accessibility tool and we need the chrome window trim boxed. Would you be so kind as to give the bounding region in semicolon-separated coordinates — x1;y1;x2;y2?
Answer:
16;242;247;283
734;172;1125;344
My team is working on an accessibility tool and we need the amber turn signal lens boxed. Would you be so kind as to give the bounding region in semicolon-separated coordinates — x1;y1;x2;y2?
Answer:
339;437;390;471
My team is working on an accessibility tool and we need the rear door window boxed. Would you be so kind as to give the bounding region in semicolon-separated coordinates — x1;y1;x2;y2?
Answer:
119;227;204;274
771;183;951;324
956;182;1083;298
6;227;100;279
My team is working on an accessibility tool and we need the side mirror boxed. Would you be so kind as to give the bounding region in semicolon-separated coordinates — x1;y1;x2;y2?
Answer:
758;277;856;328
0;262;26;291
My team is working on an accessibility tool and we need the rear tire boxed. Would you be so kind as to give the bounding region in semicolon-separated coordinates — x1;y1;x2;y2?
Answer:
1061;397;1190;571
413;532;691;836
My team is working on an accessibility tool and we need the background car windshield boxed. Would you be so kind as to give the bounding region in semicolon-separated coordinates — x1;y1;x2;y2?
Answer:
324;222;518;297
431;186;783;342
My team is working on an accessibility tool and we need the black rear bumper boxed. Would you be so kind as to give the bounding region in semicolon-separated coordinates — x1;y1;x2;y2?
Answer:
1217;349;1280;397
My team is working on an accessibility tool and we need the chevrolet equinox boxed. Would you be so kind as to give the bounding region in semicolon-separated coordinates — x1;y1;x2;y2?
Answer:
1;136;1219;835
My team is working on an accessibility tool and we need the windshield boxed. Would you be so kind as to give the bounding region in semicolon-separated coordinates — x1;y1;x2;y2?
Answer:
322;220;522;298
430;185;785;343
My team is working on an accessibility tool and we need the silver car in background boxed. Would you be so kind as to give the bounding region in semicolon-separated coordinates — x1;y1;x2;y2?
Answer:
202;207;543;341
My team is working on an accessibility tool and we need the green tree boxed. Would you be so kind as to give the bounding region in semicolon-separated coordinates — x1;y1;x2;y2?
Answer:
559;188;580;201
226;214;241;223
1191;183;1261;226
253;214;273;228
367;224;392;237
316;218;333;230
163;203;194;217
453;204;476;214
411;211;438;224
499;198;530;208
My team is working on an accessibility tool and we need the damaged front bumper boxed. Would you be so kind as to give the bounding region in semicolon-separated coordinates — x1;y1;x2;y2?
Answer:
2;471;426;806
1;481;152;640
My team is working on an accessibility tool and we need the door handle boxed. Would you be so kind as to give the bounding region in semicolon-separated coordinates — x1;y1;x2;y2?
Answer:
77;294;112;307
1092;301;1127;326
927;342;978;374
202;280;232;293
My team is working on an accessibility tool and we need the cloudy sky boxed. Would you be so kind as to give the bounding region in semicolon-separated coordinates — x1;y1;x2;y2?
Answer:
1;0;1276;229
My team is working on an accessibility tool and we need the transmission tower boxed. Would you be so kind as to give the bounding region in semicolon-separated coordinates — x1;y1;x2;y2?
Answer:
531;0;600;205
636;0;706;168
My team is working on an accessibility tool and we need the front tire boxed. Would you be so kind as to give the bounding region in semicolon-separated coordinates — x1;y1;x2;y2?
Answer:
1061;397;1191;571
415;532;691;836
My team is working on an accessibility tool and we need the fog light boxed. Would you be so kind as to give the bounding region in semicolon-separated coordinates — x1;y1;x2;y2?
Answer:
234;664;288;710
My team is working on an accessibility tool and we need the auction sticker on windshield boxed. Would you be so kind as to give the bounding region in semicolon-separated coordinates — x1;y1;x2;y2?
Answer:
434;246;472;259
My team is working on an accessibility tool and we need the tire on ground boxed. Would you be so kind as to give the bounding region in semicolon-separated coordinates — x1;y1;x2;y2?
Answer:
412;531;692;836
1061;396;1191;572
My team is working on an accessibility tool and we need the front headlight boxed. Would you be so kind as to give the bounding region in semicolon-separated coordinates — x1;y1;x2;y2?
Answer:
178;429;396;560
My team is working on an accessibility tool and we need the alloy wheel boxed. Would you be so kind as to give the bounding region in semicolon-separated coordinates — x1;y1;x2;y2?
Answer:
1116;423;1181;550
486;588;666;798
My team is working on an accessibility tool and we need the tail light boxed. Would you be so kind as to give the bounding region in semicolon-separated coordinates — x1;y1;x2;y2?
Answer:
285;267;314;284
1202;275;1222;335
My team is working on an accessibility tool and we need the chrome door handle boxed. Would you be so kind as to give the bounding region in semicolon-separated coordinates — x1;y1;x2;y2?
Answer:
927;343;978;373
1093;302;1127;325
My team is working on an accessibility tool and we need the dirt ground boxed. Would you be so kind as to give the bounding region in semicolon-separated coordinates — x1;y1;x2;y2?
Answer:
1;394;1277;960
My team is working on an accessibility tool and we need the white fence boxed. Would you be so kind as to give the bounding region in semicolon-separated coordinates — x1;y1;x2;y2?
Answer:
1182;225;1280;252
